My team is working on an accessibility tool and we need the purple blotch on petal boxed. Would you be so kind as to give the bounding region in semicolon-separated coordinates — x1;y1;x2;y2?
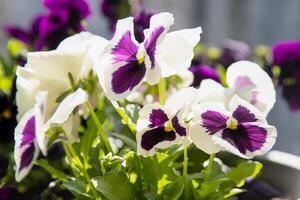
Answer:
144;26;165;68
149;109;169;128
20;117;36;147
141;127;176;151
222;124;267;154
19;144;35;172
112;31;138;63
172;116;187;136
232;105;257;124
111;61;146;94
201;111;228;135
235;76;255;89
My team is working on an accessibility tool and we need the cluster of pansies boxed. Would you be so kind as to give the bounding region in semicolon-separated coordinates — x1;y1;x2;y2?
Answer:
4;9;281;199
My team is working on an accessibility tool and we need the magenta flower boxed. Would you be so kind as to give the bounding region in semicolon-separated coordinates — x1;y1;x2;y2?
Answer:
188;65;220;88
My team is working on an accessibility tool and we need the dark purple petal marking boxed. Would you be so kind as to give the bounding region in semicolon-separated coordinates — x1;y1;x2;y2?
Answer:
144;26;165;68
111;61;146;94
232;105;257;124
172;116;187;136
112;31;138;63
222;124;267;154
18;116;36;171
20;116;36;147
141;127;176;151
149;109;169;128
19;144;35;172
201;111;228;135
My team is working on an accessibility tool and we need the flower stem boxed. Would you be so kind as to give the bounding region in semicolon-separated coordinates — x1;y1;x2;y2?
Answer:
85;101;113;153
63;142;101;200
158;78;165;105
205;153;215;182
183;145;188;179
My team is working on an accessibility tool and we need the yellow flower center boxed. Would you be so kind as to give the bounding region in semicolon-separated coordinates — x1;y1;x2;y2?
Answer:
226;118;238;130
136;50;145;65
164;121;174;132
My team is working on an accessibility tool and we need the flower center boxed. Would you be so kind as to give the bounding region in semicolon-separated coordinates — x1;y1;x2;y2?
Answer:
136;50;145;65
164;120;174;132
226;117;238;130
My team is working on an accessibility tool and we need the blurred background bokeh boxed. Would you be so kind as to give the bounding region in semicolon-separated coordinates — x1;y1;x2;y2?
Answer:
1;0;300;155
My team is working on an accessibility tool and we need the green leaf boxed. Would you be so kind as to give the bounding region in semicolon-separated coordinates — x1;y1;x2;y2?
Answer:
94;173;136;200
63;180;91;199
160;177;184;200
80;118;97;160
35;159;68;181
226;161;262;187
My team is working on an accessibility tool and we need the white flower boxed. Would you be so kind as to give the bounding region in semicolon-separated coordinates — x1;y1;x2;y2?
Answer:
136;87;198;157
94;12;202;100
15;32;108;155
197;60;276;116
189;95;277;158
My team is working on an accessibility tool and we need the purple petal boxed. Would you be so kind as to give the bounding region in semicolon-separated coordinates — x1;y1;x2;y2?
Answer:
144;26;165;68
272;41;300;66
39;11;68;37
149;109;169;128
222;124;267;154
172;116;187;136
201;111;228;135
141;127;176;151
3;25;30;43
234;76;254;88
112;31;138;63
111;61;146;94
232;105;257;124
133;11;155;43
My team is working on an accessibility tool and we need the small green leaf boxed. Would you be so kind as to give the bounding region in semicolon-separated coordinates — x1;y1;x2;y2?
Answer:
94;173;136;200
63;180;92;199
226;161;262;187
160;177;184;200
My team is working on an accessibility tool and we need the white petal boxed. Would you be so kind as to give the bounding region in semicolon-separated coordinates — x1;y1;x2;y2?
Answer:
158;27;201;77
226;61;276;115
189;124;221;154
147;12;174;34
48;88;88;125
165;87;198;116
145;63;162;85
197;79;228;104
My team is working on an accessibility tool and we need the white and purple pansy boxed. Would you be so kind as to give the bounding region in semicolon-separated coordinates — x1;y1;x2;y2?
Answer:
14;88;88;182
95;12;202;100
14;110;39;182
197;61;276;116
190;95;277;158
137;87;198;156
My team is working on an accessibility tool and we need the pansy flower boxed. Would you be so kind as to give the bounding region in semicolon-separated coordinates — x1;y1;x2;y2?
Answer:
188;65;220;88
95;12;202;100
189;95;277;158
14;88;87;181
198;61;276;116
136;87;198;156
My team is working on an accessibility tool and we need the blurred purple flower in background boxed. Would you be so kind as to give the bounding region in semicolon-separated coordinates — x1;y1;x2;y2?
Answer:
221;39;251;68
100;0;154;42
272;41;300;111
189;65;220;88
0;186;20;200
4;0;91;50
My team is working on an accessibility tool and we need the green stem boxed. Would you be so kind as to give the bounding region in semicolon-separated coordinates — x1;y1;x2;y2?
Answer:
205;153;215;182
183;145;188;179
85;101;113;153
63;142;101;200
158;78;165;105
